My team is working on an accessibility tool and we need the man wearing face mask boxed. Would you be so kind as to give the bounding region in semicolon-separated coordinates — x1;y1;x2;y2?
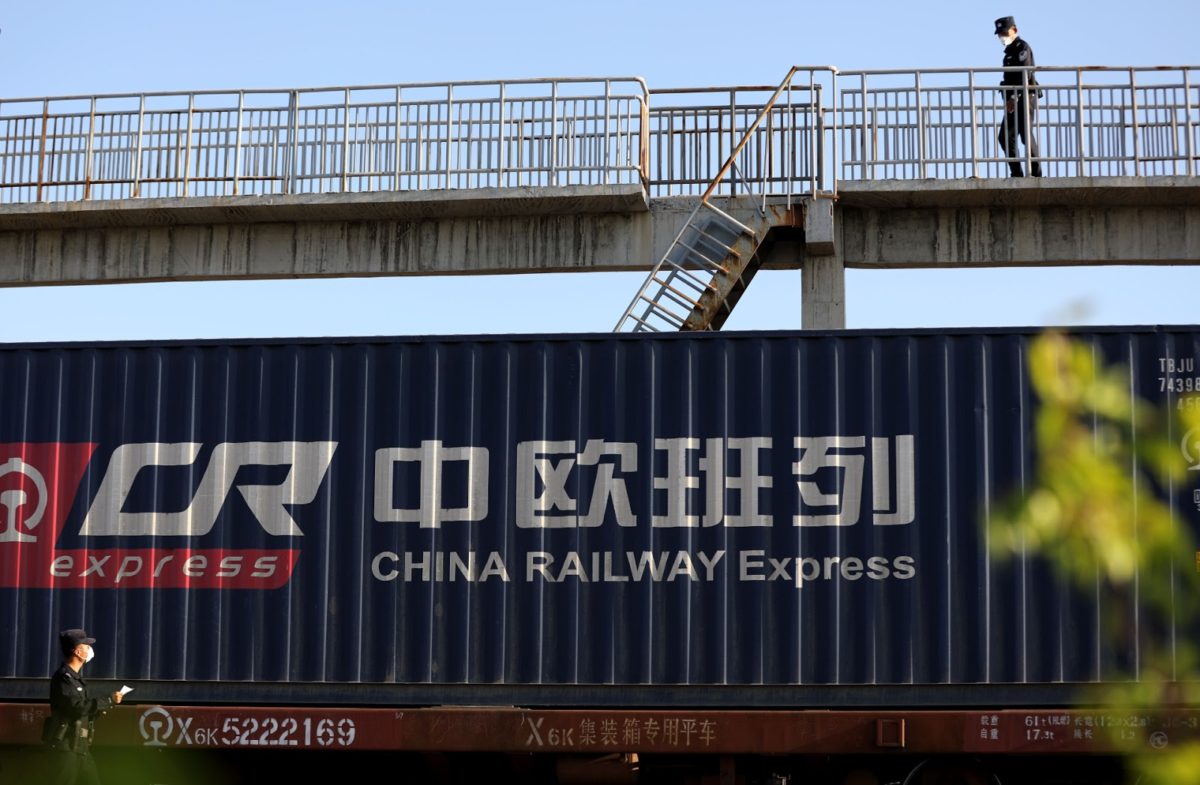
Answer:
43;629;123;785
995;15;1042;177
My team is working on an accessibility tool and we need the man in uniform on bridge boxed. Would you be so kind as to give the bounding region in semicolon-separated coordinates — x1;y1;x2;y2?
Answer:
995;16;1042;177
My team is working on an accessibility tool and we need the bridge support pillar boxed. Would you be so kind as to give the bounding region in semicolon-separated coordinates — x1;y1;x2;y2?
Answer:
802;253;846;330
801;197;845;330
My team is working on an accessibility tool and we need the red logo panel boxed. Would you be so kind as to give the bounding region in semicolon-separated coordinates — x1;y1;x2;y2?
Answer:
0;444;296;590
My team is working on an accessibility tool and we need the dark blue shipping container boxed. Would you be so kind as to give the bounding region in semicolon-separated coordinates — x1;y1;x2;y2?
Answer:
0;327;1197;708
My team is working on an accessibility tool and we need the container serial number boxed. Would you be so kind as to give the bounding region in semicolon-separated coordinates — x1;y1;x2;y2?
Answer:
1160;377;1200;393
219;716;356;747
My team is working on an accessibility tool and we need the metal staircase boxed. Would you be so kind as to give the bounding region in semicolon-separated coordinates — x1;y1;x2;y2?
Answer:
614;67;805;333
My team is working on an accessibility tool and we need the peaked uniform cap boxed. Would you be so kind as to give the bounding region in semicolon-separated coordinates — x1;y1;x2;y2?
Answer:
59;629;96;655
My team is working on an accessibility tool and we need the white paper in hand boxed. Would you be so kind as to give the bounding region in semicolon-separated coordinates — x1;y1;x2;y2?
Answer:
118;685;133;696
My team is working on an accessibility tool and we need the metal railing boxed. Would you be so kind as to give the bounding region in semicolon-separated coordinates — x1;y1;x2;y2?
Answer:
0;78;650;203
646;72;835;197
837;66;1198;180
1;66;1196;205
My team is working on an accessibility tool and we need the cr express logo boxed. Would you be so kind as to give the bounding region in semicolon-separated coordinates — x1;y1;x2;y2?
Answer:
0;442;335;590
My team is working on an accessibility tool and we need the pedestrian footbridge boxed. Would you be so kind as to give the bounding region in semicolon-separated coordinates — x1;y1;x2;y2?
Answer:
1;66;1196;329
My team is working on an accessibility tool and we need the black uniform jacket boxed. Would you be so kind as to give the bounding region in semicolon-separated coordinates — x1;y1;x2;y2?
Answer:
44;663;113;752
1001;37;1039;99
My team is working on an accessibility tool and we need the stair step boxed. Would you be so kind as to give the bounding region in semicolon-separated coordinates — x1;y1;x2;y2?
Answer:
636;295;688;327
650;277;703;307
670;245;732;274
698;201;757;235
626;313;659;333
656;265;715;293
688;226;740;254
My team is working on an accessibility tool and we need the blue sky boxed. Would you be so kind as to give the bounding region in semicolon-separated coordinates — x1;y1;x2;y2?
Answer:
0;0;1197;342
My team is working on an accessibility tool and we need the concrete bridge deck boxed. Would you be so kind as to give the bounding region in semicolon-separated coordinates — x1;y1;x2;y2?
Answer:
2;175;1195;281
837;176;1200;268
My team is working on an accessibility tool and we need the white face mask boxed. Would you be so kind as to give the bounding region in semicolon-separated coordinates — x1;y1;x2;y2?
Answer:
78;646;95;663
1000;32;1017;46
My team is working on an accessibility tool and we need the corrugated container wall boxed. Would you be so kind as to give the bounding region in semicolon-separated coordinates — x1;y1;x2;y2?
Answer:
0;328;1197;706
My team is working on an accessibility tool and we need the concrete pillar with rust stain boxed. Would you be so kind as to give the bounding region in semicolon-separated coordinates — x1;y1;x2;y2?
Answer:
801;197;846;330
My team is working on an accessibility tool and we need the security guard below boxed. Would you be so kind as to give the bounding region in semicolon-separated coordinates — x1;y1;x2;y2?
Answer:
995;15;1042;177
43;629;123;785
